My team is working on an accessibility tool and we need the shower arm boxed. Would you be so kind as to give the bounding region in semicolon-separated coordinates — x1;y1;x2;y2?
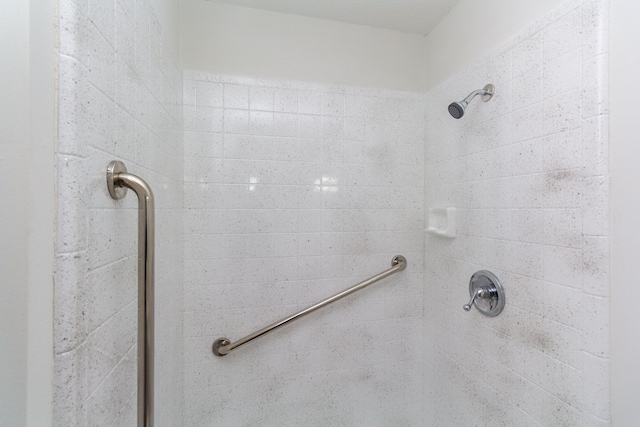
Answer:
107;161;155;427
462;88;490;105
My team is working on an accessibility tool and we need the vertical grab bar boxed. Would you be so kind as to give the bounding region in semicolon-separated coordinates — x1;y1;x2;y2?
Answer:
107;161;155;427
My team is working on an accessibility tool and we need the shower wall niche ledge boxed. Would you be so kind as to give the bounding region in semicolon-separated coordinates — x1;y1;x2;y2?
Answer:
425;207;456;238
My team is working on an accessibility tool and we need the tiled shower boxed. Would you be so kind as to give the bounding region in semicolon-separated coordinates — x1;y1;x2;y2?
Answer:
425;0;609;423
53;0;610;425
182;73;425;424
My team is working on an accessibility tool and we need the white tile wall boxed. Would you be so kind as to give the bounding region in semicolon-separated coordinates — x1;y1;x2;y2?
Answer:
424;0;610;424
54;0;183;425
183;72;426;425
53;0;611;424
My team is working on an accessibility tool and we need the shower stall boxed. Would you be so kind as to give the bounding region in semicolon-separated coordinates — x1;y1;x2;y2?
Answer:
55;0;611;424
6;0;638;425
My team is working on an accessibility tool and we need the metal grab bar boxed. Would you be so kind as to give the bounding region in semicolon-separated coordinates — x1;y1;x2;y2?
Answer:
107;161;155;427
212;255;407;357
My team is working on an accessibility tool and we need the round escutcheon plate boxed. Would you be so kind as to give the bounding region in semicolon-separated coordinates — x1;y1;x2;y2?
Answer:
468;270;505;316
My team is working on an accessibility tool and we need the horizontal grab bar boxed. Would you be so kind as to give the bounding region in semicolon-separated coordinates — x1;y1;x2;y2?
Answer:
212;255;407;357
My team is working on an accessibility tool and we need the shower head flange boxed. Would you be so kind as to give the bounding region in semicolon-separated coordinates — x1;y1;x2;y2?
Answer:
481;84;495;102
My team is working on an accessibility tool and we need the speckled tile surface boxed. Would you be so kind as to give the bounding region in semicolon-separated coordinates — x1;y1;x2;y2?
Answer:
424;0;610;424
54;0;183;424
53;0;609;425
182;73;426;425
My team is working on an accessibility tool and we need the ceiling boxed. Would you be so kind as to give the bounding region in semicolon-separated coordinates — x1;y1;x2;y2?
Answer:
206;0;462;35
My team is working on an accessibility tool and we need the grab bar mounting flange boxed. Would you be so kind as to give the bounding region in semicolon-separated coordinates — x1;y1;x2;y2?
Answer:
107;160;128;200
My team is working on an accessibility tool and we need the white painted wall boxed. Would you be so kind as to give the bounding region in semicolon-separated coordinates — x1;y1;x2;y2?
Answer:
610;0;640;423
180;0;427;91
0;0;55;425
0;2;30;422
423;0;566;89
180;0;574;92
152;0;181;55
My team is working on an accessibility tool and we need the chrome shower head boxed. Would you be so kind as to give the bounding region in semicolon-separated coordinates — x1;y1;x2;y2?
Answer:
448;101;466;119
448;84;495;119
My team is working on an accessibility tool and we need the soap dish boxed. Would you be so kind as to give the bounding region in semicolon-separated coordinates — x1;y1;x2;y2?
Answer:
425;207;456;238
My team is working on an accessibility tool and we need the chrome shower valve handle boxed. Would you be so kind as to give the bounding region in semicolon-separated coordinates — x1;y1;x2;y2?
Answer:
463;286;496;311
463;270;506;317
